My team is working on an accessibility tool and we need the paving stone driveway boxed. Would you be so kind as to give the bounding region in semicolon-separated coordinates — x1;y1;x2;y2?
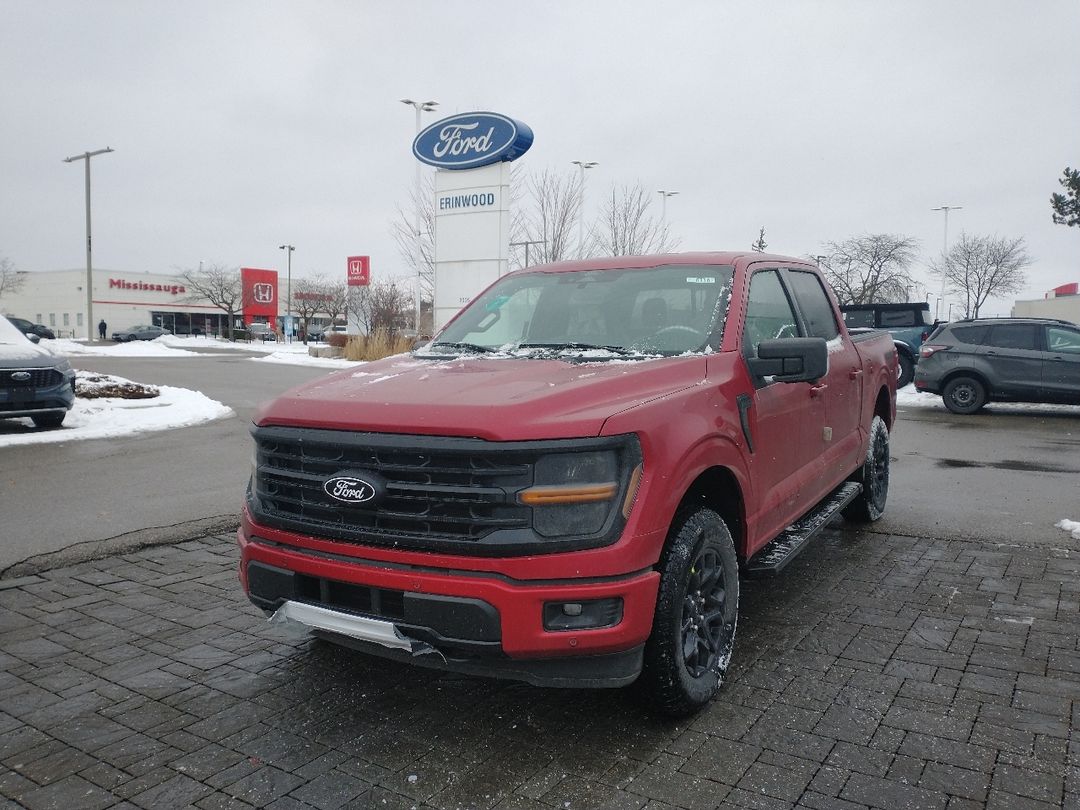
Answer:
1;527;1078;810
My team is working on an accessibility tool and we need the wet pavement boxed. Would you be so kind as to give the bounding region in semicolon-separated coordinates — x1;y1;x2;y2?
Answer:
1;525;1078;809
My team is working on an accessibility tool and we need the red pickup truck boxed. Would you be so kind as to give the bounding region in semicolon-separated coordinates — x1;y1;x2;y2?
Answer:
239;252;896;715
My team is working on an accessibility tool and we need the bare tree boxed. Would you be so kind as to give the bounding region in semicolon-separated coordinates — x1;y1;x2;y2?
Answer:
751;227;768;252
0;255;25;299
178;263;244;339
819;234;919;305
513;169;581;267
391;171;437;305
592;184;680;257
323;279;348;325
353;281;410;336
290;275;332;343
931;233;1030;318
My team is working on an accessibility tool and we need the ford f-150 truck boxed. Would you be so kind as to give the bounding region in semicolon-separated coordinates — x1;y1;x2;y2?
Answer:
240;252;897;716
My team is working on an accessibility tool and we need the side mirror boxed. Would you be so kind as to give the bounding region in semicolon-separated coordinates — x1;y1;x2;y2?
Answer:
747;338;828;383
25;332;41;344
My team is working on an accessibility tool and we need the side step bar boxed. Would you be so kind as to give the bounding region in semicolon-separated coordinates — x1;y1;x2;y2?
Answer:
743;481;863;577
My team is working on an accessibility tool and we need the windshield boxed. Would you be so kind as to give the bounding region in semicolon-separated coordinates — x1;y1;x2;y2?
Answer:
430;264;734;358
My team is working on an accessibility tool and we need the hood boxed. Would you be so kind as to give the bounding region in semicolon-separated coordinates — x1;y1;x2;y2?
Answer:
255;352;707;440
0;339;66;368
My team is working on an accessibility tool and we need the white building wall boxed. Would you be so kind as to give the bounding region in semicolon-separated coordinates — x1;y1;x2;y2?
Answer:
1012;295;1080;324
0;269;223;339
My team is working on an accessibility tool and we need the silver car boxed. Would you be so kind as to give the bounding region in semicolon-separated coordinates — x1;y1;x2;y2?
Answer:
111;324;171;341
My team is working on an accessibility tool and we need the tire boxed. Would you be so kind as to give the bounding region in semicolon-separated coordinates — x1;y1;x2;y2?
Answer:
942;376;986;415
640;508;739;717
843;415;889;523
31;412;66;429
897;353;914;389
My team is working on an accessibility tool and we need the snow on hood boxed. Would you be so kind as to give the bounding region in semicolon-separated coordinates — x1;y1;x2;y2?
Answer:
0;318;67;366
255;352;707;440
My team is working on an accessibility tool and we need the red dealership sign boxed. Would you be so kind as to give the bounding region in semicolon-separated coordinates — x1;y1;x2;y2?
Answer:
241;267;278;323
347;256;370;286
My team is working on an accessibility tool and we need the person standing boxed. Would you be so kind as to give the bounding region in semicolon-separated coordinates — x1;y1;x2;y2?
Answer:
98;319;107;340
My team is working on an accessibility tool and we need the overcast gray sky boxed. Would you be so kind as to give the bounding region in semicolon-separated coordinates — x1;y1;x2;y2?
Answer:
2;1;1077;313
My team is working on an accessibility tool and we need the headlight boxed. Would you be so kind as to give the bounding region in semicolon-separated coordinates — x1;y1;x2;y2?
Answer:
519;448;635;538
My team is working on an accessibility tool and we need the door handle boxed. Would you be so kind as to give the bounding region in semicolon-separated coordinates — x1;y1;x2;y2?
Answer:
849;368;863;380
810;384;828;397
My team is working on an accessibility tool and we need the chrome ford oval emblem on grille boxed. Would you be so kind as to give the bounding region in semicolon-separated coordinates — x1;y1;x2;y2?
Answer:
323;475;379;505
11;371;31;382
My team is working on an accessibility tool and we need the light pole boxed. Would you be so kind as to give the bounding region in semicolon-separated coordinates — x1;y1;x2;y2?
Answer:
278;244;294;339
510;239;545;268
401;98;439;331
657;190;679;222
931;205;962;321
572;160;598;258
63;147;113;340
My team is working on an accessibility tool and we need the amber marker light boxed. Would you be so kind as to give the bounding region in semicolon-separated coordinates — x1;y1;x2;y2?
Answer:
519;483;618;506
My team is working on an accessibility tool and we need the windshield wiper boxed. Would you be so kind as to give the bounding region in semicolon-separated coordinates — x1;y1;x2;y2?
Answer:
426;341;496;354
517;342;637;356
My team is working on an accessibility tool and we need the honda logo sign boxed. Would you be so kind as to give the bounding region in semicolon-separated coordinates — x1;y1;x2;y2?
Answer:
252;283;274;304
347;256;370;287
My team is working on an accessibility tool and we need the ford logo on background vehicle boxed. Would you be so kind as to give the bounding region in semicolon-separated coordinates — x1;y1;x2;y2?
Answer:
412;112;534;170
323;474;380;505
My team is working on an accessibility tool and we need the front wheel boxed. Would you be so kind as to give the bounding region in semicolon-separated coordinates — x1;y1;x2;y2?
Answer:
843;415;889;523
640;508;739;717
31;412;66;429
897;353;914;389
942;376;986;414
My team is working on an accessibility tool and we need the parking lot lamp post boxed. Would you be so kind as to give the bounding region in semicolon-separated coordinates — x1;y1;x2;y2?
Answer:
931;205;962;321
279;244;294;339
401;99;439;331
572;161;598;258
657;190;679;222
63;147;113;340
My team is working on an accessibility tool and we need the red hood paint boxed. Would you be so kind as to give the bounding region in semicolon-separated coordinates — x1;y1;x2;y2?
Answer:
255;353;708;440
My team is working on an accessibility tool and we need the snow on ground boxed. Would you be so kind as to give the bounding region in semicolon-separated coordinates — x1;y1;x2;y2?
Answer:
0;371;233;447
45;337;201;357
41;335;346;366
897;385;1080;415
249;351;353;369
1058;520;1080;540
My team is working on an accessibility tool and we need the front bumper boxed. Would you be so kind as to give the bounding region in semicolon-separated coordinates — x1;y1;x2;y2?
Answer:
0;376;75;418
238;516;660;688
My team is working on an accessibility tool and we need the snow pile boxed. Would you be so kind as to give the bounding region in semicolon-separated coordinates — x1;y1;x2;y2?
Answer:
251;350;354;368
158;335;314;354
45;338;199;358
0;371;233;447
77;372;159;399
1056;519;1080;540
897;386;1080;414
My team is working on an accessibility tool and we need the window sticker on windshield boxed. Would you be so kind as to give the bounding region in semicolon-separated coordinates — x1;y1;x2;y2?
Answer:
686;277;716;284
485;295;510;312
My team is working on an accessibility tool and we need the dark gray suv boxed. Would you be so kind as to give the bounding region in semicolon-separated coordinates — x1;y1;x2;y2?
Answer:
914;317;1080;414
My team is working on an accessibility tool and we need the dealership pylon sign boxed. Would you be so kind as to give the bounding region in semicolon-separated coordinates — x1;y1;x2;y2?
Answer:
347;256;370;287
412;112;533;330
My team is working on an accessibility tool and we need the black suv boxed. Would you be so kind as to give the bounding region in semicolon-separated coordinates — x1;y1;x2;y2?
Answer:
914;317;1080;414
4;316;55;341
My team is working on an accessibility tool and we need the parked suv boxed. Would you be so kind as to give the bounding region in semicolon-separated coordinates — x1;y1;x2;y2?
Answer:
0;315;76;428
915;317;1080;413
841;302;937;388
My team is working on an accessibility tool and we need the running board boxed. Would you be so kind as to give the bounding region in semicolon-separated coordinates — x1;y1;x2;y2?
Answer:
743;482;863;577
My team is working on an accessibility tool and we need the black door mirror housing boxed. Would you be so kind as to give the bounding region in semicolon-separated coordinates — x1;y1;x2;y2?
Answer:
747;338;828;383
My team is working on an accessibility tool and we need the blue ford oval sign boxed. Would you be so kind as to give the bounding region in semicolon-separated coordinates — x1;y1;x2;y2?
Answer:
413;112;533;170
323;475;378;505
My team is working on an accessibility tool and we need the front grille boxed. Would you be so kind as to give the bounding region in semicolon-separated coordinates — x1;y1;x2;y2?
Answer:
248;426;635;555
1;368;63;387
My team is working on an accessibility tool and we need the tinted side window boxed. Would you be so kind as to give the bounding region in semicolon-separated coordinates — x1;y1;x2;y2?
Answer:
880;310;917;327
785;271;839;340
986;324;1038;350
1047;326;1080;354
843;310;874;328
744;270;798;351
949;325;989;345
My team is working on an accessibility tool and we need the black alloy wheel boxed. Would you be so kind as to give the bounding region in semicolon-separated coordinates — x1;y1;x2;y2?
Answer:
641;507;739;717
897;353;914;388
843;415;890;523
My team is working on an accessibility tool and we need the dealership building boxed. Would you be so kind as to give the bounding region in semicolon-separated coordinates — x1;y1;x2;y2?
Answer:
1;268;281;339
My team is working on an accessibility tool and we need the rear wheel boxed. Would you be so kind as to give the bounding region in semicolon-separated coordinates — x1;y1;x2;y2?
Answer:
942;376;986;414
897;353;915;388
843;415;889;522
641;508;739;717
31;412;66;429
